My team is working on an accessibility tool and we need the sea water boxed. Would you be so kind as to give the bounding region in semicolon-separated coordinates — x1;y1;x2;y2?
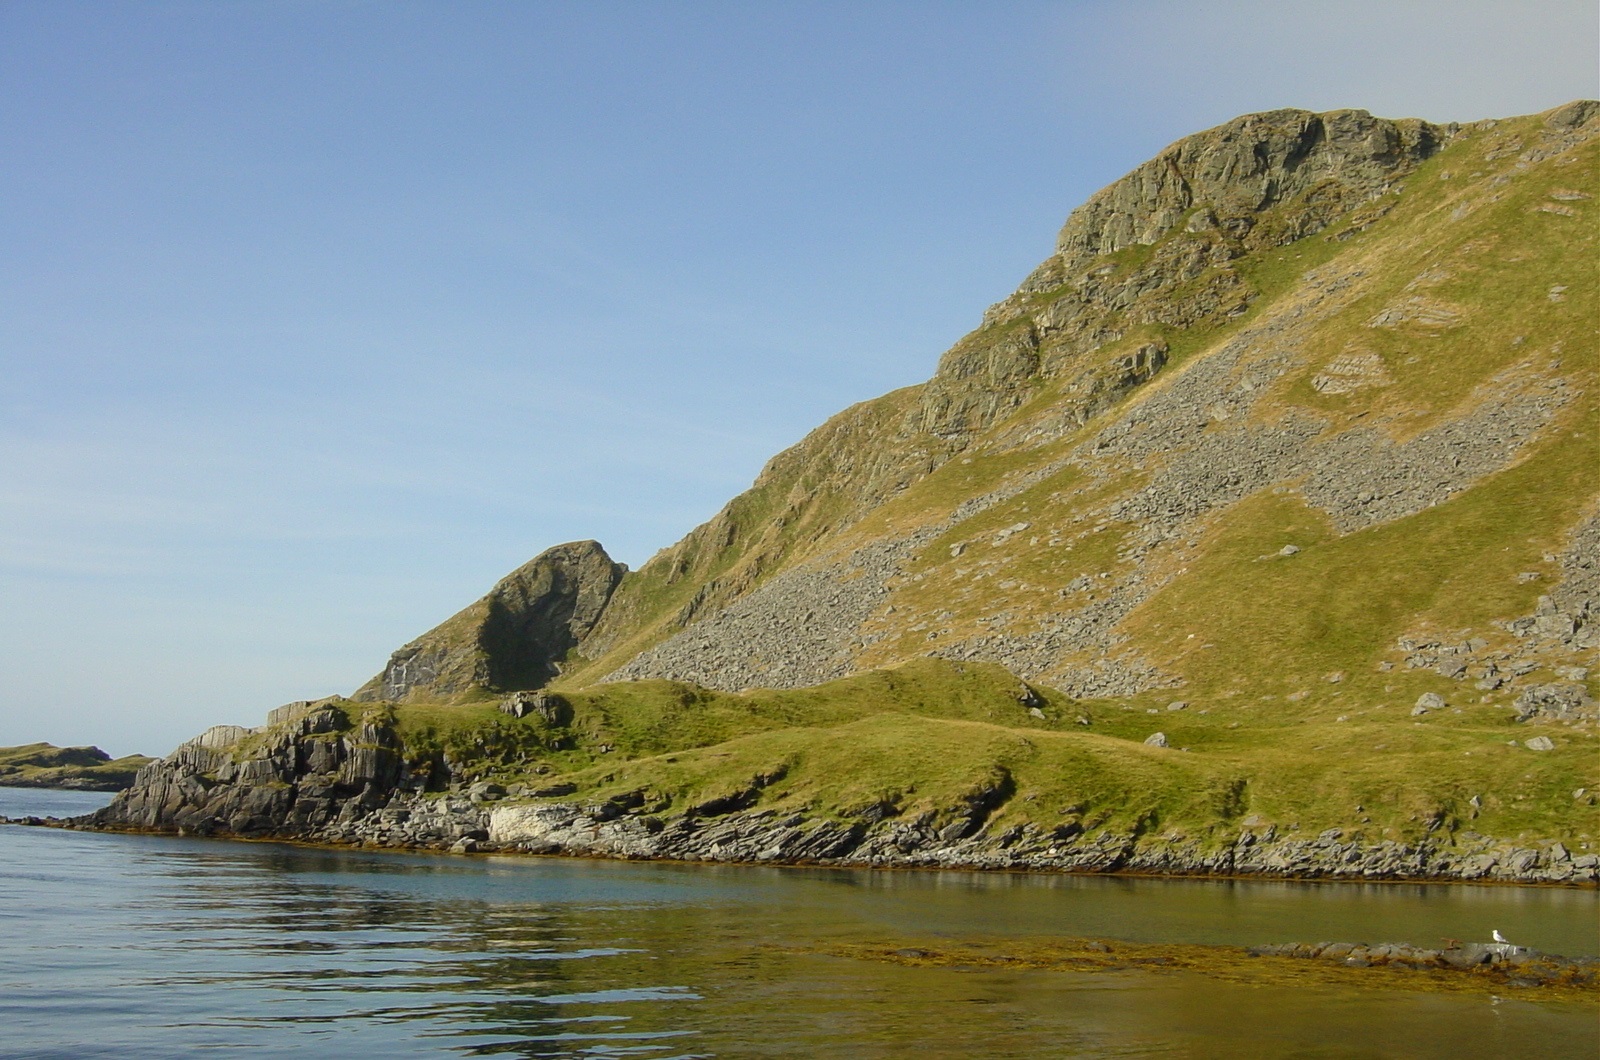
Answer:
1;788;1594;1058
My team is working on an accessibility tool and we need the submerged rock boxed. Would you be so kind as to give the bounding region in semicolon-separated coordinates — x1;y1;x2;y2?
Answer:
1246;939;1598;989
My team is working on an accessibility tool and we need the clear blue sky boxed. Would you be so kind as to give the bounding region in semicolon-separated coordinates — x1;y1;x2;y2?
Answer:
3;1;1595;755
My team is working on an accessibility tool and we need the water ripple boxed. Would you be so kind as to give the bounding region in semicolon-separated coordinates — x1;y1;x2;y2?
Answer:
2;814;1595;1057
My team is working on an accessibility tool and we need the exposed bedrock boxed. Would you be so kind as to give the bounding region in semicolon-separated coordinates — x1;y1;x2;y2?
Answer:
358;540;625;702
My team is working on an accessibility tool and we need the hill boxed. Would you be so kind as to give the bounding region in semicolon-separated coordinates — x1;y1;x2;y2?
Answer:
91;102;1599;882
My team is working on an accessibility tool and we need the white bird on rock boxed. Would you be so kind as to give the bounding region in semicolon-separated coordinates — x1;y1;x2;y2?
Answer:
1492;929;1509;944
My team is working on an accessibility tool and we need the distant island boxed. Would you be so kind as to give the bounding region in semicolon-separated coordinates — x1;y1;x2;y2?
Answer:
0;744;153;791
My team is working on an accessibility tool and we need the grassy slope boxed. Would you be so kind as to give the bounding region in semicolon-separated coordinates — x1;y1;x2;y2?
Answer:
848;118;1595;673
378;647;1594;855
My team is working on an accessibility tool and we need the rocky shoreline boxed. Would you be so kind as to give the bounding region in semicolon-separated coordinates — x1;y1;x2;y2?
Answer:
10;810;1595;998
45;734;1591;887
19;803;1599;889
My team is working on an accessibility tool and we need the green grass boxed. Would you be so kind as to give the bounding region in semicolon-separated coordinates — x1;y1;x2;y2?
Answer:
356;652;1598;854
1119;407;1597;707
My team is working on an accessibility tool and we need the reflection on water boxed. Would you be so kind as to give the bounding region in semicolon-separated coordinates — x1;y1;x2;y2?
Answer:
0;788;1594;1058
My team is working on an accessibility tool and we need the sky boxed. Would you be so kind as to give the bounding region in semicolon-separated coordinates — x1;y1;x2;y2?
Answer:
3;1;1596;757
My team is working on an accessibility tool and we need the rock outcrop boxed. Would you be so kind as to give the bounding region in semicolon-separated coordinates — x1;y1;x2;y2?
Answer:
1245;940;1599;988
356;540;625;702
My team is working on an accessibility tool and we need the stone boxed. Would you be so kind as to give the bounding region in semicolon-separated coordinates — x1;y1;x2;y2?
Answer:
1166;701;1189;711
468;782;506;802
1414;692;1446;714
1523;736;1555;751
1312;352;1392;395
1278;545;1301;556
1513;683;1596;722
992;522;1032;545
1144;732;1168;748
500;689;572;725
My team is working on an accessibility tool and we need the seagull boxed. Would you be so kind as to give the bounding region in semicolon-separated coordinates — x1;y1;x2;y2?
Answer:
1492;929;1509;944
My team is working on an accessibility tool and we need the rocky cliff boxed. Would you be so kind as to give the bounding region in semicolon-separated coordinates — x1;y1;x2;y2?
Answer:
354;540;625;702
86;101;1600;882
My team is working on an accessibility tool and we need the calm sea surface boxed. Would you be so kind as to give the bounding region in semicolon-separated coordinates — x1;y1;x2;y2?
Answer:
1;787;1595;1058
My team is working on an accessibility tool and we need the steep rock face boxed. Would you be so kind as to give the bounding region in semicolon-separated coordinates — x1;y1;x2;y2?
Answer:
356;540;625;702
1049;108;1443;269
93;701;425;838
919;109;1447;440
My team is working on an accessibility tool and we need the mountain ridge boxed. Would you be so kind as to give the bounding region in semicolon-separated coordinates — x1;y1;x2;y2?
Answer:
372;104;1506;701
